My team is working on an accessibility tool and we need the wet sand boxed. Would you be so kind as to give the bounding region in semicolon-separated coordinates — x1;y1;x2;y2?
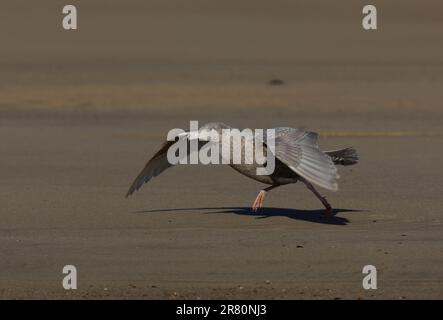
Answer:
1;0;443;299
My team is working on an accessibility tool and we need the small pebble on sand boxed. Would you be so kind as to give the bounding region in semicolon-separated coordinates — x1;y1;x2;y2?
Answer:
268;79;285;86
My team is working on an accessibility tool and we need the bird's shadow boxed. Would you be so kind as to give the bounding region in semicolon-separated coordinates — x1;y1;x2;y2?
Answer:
136;207;366;225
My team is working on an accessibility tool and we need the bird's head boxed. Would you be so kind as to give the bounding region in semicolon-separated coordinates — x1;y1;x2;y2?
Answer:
197;122;230;141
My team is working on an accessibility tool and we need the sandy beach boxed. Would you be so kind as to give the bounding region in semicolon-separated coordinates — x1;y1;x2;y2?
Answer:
1;0;443;299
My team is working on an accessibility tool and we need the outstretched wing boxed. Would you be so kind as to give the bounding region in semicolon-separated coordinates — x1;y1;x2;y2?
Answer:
270;128;339;191
126;133;208;197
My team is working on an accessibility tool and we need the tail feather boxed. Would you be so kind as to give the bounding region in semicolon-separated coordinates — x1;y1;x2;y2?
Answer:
325;147;359;166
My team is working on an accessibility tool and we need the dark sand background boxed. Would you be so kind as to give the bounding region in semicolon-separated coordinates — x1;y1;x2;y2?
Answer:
1;0;443;298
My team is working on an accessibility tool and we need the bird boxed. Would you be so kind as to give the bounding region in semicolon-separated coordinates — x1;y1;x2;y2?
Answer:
126;122;359;216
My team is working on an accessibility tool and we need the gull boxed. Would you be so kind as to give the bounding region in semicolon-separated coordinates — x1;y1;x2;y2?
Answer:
126;123;359;216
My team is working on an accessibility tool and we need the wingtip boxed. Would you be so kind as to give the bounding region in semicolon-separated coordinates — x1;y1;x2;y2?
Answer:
125;189;133;198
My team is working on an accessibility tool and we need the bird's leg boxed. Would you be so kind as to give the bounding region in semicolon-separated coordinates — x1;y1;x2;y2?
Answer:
301;179;333;217
251;185;278;212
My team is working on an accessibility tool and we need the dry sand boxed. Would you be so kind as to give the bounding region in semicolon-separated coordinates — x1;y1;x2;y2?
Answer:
1;0;443;299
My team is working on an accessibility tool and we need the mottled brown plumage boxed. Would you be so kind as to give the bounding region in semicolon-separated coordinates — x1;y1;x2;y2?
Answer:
126;123;359;216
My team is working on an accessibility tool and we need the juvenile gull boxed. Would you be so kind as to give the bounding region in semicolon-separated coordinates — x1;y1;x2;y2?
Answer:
126;123;359;216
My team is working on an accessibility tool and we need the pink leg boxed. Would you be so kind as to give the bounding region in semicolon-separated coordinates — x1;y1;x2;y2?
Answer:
252;190;267;211
301;179;333;217
251;185;278;212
